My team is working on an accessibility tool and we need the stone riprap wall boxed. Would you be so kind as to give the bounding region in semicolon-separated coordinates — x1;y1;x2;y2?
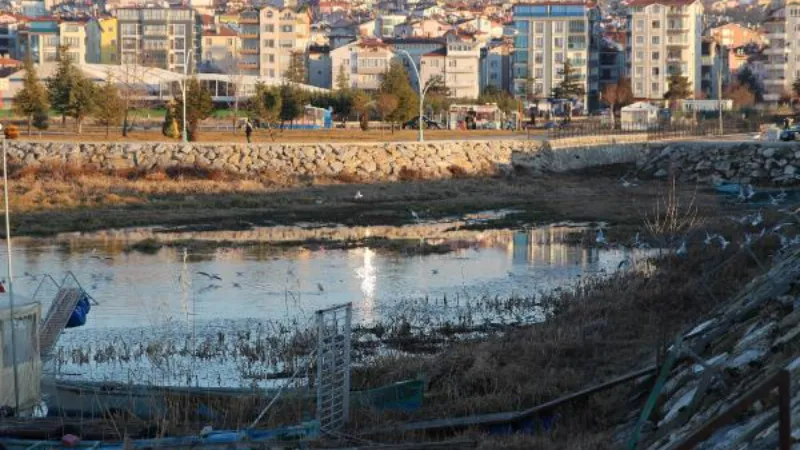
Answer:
637;141;800;185
4;138;653;181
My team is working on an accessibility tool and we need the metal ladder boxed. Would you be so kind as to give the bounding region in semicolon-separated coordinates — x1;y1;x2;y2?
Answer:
33;272;88;360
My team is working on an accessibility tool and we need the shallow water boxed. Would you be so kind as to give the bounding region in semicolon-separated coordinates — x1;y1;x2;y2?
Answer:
3;222;645;386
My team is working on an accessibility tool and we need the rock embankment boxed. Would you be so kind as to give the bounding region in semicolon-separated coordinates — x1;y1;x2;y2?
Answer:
638;141;800;185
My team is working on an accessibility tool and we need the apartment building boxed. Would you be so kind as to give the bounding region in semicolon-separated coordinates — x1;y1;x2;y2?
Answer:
308;44;332;88
709;23;764;72
200;26;239;72
627;0;704;101
420;33;481;98
512;2;599;106
700;37;729;99
18;18;87;64
0;13;21;59
394;19;450;39
598;35;625;93
383;37;445;90
329;39;395;91
86;17;118;64
116;7;197;73
762;3;800;102
480;39;512;93
238;6;311;79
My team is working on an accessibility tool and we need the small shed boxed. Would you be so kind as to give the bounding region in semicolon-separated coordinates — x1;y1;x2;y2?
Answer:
620;102;660;130
0;294;41;412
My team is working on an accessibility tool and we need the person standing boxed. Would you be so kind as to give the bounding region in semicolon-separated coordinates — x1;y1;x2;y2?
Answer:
244;119;254;143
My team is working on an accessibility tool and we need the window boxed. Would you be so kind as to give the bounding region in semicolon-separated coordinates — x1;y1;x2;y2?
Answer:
121;23;139;35
269;69;275;77
635;66;643;76
264;39;275;47
652;82;659;92
143;25;167;36
652;5;661;13
448;59;456;67
635;82;643;94
534;22;543;34
635;20;644;31
636;35;644;44
652;67;660;76
264;24;275;32
652;51;660;60
172;24;185;35
555;22;564;33
651;20;660;29
227;39;233;46
173;37;185;50
534;52;543;64
636;51;643;61
281;25;293;33
205;38;211;45
535;68;543;78
651;36;660;45
268;54;274;62
554;37;563;48
555;52;563;63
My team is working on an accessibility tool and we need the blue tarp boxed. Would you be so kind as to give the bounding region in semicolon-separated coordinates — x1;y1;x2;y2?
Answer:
65;292;91;328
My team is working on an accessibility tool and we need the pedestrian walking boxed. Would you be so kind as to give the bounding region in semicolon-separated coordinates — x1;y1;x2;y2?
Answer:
244;119;254;143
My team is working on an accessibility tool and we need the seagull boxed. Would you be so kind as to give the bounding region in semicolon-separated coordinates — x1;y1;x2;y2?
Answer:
317;282;324;292
431;269;438;275
717;235;730;250
620;177;637;188
410;210;420;222
197;271;222;281
676;240;688;256
236;272;244;277
777;188;788;202
315;198;324;205
232;282;241;288
704;232;717;246
745;184;756;200
354;191;363;200
773;223;793;232
750;211;763;227
596;229;607;245
770;194;780;206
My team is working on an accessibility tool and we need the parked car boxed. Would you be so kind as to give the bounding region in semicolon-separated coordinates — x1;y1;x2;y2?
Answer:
402;116;443;130
779;125;800;141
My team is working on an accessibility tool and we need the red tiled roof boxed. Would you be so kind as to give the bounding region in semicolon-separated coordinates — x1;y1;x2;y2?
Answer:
0;57;21;66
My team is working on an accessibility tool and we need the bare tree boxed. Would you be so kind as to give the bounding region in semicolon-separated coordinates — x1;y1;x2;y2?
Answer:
116;63;154;137
601;78;633;129
216;52;246;135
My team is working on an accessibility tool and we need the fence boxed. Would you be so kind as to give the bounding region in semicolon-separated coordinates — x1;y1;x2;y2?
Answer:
546;117;760;141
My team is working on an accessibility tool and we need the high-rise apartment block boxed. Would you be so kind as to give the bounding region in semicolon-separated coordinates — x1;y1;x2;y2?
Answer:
763;3;800;102
116;7;197;73
627;0;703;100
18;18;87;64
512;2;599;108
238;6;311;79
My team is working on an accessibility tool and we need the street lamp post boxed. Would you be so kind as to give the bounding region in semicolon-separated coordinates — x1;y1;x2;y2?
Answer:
0;127;19;412
181;48;194;143
397;50;425;142
717;44;723;136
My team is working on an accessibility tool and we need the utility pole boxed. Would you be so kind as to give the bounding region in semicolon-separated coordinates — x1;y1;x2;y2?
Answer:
717;44;723;136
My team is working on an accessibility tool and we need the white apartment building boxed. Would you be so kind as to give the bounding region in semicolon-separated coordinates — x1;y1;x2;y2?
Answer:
239;6;311;79
330;39;395;91
763;3;800;103
17;18;87;64
627;0;703;101
420;33;481;98
383;37;446;91
512;3;599;107
116;8;197;73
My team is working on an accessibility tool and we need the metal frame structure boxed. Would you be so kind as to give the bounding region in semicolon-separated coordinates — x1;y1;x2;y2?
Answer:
315;303;352;432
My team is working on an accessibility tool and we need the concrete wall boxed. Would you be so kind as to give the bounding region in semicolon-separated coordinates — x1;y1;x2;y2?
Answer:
4;138;655;181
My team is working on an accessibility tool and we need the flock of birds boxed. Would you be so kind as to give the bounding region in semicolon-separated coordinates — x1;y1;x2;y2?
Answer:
600;182;800;263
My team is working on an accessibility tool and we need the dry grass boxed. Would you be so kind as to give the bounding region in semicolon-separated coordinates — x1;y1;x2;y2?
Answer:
2;163;728;237
347;216;783;444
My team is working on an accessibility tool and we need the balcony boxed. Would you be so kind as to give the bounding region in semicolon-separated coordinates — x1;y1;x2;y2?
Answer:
666;40;689;47
240;47;259;54
764;62;786;70
701;56;713;66
764;78;786;84
239;16;259;24
240;32;258;39
238;60;259;69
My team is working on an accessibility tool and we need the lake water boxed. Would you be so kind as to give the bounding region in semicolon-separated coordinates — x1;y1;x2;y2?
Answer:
3;221;645;387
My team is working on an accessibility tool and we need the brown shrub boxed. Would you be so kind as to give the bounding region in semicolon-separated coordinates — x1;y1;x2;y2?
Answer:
334;170;363;184
447;165;470;178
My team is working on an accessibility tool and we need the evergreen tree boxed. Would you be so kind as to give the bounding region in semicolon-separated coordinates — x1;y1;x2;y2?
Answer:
247;82;282;140
67;73;96;133
13;56;49;135
736;66;763;102
94;77;124;137
375;93;398;134
335;63;350;91
174;77;214;141
379;60;417;130
284;51;307;84
162;100;180;139
664;68;693;106
551;61;585;100
47;45;76;126
279;83;304;126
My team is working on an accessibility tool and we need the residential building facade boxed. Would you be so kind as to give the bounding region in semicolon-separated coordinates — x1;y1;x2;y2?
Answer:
480;38;512;93
512;2;599;107
0;13;21;59
116;7;197;73
709;23;764;72
17;18;62;64
626;0;704;101
420;33;481;98
330;39;395;91
200;26;239;72
700;36;729;99
238;6;311;79
86;17;118;64
308;44;332;88
762;3;800;102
